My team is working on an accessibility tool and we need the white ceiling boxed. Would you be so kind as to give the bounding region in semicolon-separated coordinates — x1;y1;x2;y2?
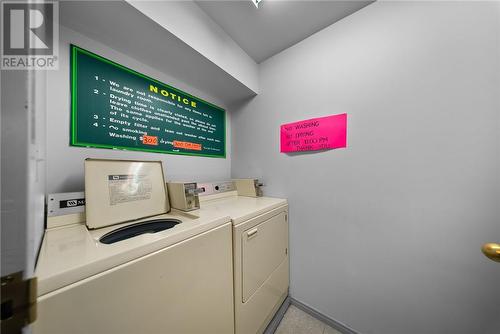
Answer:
60;1;257;104
196;0;373;63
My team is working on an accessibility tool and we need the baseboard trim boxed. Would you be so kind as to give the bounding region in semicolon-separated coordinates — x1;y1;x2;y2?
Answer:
263;295;291;334
290;297;360;334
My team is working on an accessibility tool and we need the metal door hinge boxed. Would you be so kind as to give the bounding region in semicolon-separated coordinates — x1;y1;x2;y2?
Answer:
1;272;37;334
285;214;288;222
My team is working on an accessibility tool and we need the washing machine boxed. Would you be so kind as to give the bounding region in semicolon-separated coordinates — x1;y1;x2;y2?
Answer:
34;160;235;334
193;181;289;334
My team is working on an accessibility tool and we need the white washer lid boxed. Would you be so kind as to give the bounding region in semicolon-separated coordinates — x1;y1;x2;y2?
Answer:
84;159;169;229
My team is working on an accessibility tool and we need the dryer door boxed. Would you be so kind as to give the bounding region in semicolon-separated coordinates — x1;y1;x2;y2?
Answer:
242;211;288;302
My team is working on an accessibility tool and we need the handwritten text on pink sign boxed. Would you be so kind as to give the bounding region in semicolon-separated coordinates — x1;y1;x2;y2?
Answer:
280;113;347;153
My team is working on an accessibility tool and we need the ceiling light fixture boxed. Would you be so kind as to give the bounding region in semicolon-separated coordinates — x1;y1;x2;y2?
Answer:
251;0;262;8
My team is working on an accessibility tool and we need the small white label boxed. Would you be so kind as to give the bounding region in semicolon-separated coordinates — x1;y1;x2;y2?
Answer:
108;174;152;206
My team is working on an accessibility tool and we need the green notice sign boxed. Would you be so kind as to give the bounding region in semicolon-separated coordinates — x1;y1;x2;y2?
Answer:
70;45;226;158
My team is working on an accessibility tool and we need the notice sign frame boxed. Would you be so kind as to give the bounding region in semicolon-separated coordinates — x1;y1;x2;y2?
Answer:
70;45;226;158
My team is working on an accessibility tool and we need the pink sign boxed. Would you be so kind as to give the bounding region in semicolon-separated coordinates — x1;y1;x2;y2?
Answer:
280;113;347;153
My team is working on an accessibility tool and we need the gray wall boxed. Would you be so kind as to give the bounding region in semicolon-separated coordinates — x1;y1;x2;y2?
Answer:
231;2;500;334
46;26;232;194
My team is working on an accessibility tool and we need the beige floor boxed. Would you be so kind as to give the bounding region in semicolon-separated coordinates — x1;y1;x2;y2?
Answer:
275;305;342;334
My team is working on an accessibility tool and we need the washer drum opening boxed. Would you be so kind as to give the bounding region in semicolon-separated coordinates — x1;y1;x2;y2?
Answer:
99;219;181;244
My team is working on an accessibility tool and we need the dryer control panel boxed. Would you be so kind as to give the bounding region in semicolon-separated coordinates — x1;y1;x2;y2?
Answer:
197;181;235;196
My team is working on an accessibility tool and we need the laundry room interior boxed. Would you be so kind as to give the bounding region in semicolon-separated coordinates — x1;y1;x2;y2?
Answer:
1;1;499;334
